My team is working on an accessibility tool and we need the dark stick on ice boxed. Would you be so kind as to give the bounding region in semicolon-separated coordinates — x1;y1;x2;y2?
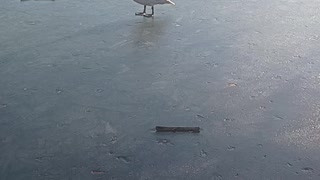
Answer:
156;126;200;133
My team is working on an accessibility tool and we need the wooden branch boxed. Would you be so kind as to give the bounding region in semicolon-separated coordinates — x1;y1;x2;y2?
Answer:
156;126;200;133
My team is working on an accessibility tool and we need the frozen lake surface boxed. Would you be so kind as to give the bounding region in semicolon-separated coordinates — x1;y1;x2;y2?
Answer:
1;0;320;179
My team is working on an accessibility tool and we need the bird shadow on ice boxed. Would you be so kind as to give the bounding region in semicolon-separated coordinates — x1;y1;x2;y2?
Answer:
128;17;170;49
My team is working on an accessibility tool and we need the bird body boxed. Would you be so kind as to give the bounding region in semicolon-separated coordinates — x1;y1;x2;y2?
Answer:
134;0;175;6
133;0;175;17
